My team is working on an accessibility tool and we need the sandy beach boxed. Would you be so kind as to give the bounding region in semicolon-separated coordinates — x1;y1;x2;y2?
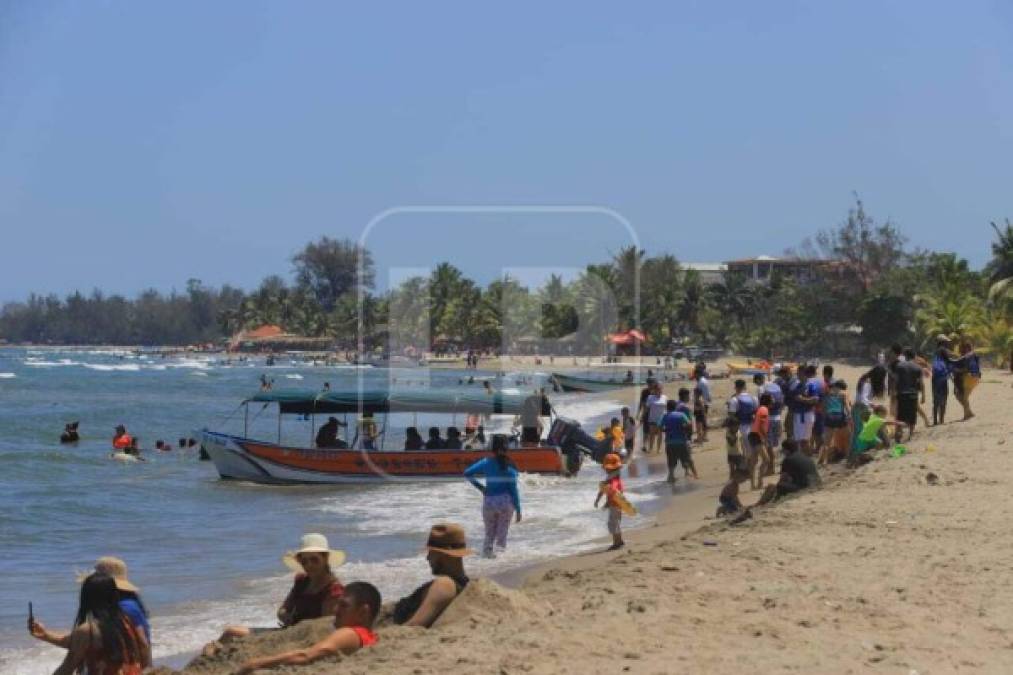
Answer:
154;363;1013;674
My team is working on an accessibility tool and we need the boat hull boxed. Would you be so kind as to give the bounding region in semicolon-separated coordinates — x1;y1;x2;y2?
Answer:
726;362;771;377
200;430;565;484
551;373;637;393
726;361;797;377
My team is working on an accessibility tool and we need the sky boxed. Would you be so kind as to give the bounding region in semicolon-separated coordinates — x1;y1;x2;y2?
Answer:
1;1;1011;301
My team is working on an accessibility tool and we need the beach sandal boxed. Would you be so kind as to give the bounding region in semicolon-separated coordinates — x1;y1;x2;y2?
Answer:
607;542;625;551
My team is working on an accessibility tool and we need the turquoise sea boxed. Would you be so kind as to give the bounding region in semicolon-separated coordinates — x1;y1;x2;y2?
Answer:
0;347;673;673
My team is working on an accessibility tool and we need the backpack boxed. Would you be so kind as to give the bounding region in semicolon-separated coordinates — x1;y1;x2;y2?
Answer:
931;355;949;381
763;382;784;414
824;394;847;427
783;378;802;412
734;394;757;425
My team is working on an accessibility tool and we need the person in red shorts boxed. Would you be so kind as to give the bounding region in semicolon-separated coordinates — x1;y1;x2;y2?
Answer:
236;582;382;673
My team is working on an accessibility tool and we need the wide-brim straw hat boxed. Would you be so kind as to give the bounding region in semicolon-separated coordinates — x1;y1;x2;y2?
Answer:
282;533;347;572
76;556;139;594
936;334;952;344
425;523;474;557
602;453;622;471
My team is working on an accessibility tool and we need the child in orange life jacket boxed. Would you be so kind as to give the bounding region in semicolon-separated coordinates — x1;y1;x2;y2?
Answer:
594;419;626;457
593;453;626;551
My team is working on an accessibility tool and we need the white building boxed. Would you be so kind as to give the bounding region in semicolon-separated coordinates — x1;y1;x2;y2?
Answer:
681;262;727;285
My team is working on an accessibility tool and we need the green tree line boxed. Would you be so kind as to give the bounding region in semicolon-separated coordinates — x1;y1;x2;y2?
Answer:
2;203;1011;365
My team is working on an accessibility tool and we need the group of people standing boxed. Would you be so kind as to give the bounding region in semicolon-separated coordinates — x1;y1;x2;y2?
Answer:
710;336;983;518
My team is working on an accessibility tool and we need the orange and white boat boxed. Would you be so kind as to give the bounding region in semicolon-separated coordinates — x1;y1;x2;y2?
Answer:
200;388;570;484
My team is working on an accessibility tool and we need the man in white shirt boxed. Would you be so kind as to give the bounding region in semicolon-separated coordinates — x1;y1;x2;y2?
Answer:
727;379;759;456
644;381;668;454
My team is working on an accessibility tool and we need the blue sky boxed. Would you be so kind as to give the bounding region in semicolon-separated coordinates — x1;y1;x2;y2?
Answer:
1;1;1010;301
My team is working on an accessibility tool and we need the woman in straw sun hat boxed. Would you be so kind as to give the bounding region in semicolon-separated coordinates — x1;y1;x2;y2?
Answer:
204;533;346;656
83;556;151;646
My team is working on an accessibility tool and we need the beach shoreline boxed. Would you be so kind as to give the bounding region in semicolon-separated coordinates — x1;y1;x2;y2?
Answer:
164;365;1013;674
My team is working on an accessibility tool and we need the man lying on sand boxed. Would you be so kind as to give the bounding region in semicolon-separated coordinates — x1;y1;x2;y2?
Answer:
235;582;381;674
391;523;472;627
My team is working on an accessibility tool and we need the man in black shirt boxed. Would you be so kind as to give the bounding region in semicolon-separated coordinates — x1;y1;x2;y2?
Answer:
636;377;656;451
392;523;472;627
893;347;925;441
754;440;821;506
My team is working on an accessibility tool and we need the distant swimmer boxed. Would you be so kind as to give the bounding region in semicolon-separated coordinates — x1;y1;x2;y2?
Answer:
124;437;146;460
112;425;132;451
60;421;80;444
155;440;171;452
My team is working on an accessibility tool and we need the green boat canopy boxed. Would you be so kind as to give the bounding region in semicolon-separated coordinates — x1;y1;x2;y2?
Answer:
247;388;552;416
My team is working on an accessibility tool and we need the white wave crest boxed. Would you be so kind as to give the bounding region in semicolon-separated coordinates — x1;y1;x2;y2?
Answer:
83;363;142;372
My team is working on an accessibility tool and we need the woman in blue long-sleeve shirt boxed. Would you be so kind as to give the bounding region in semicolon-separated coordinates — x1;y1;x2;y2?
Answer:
463;434;522;558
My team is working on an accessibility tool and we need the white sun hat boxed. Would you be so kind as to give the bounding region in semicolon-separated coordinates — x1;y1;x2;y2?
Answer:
281;533;346;572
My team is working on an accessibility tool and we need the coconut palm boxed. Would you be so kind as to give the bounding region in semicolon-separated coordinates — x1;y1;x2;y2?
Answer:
677;269;705;336
984;219;1013;284
973;312;1012;369
610;246;644;327
914;292;985;344
989;277;1012;309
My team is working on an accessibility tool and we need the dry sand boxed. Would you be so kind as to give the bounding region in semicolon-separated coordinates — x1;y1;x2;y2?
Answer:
162;364;1013;674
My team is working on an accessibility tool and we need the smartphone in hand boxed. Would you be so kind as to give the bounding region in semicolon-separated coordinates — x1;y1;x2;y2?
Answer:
27;602;34;633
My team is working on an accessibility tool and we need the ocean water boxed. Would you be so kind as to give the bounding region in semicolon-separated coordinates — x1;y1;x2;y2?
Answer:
0;348;664;673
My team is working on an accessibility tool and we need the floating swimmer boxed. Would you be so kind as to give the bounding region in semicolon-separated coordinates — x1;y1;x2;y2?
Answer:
60;421;80;444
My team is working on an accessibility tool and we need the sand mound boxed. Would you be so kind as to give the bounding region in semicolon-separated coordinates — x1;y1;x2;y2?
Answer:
169;579;549;674
178;617;338;673
433;577;549;628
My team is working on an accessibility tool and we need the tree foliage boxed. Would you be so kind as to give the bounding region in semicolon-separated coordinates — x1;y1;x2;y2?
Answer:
3;208;1010;360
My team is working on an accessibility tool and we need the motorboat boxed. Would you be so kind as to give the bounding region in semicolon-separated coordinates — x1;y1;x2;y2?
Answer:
200;387;574;484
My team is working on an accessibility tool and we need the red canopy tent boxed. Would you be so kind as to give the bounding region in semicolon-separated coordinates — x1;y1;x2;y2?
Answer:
607;329;646;346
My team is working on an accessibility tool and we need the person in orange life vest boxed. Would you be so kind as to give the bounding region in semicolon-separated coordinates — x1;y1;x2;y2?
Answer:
594;453;626;551
235;582;381;674
112;425;132;450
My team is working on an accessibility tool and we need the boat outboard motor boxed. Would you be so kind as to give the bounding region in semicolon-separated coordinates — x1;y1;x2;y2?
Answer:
547;417;611;475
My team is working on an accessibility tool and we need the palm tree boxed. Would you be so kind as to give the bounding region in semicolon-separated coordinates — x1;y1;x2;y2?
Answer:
914;291;984;344
706;273;755;331
429;263;465;339
610;246;643;329
539;274;576;339
677;269;705;336
640;255;682;344
989;277;1013;308
985;219;1013;284
973;311;1012;370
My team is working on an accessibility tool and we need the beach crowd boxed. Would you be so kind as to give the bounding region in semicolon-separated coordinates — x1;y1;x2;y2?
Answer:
28;335;985;674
